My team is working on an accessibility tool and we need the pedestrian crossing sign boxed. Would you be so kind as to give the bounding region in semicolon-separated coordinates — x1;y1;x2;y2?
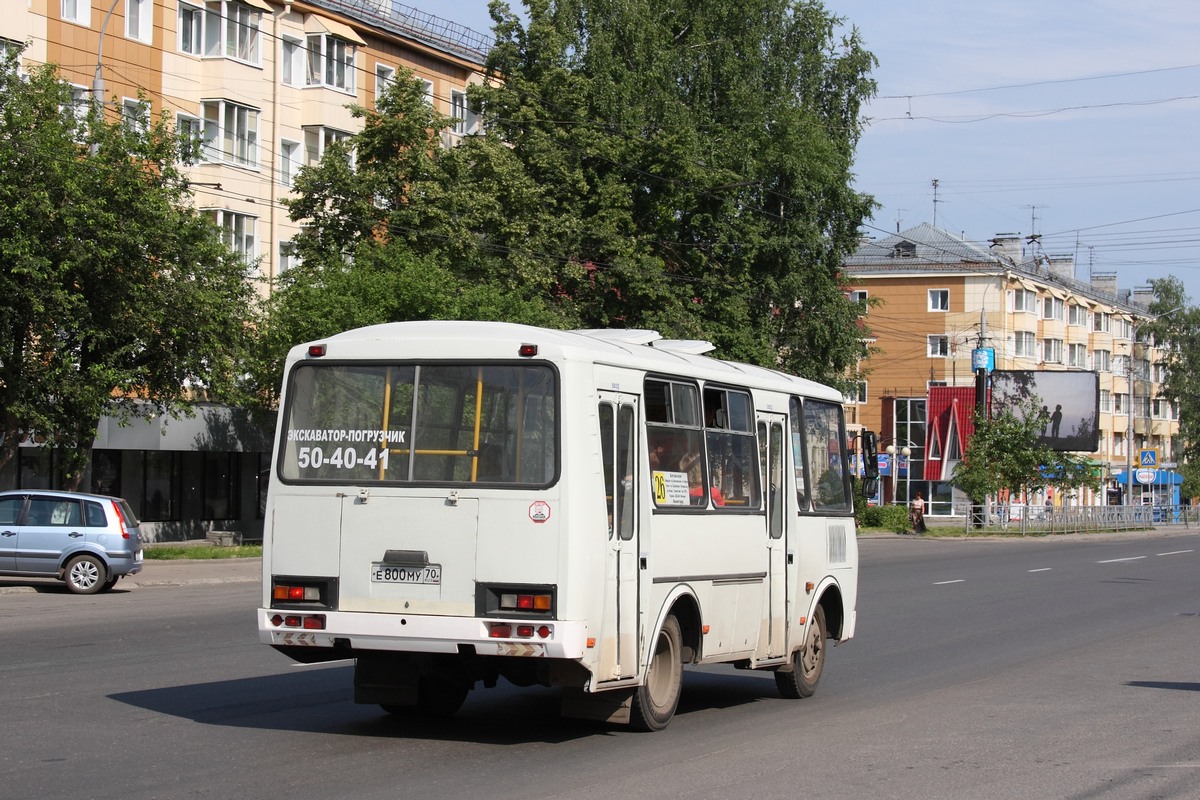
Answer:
1138;449;1158;468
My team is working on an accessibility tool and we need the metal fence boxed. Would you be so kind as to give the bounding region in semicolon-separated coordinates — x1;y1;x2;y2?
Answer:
946;503;1198;535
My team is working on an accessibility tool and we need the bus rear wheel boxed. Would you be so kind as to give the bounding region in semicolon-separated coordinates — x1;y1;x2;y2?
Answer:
631;615;683;731
775;605;826;699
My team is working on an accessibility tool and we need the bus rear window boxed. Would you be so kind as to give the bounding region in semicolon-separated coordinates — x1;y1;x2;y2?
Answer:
279;363;557;485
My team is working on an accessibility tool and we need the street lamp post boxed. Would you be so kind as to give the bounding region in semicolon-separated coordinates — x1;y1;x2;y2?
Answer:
885;443;911;505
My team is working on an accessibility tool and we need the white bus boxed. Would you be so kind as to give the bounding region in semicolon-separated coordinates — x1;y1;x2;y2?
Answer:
258;321;869;730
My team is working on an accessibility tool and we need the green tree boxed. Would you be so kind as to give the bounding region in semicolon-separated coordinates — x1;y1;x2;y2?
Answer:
953;400;1100;515
273;2;879;394
1140;276;1200;499
0;54;258;486
476;0;878;386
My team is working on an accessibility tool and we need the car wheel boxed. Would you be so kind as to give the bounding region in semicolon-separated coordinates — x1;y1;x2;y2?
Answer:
64;554;107;595
98;576;119;593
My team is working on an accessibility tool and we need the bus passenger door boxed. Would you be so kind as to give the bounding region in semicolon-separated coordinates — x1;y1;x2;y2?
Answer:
598;393;640;682
758;415;787;659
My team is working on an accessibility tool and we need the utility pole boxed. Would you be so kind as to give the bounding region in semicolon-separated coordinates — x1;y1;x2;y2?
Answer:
931;179;940;227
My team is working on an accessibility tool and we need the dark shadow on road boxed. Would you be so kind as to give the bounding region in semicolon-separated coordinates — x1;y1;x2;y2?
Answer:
108;663;780;744
1125;680;1200;692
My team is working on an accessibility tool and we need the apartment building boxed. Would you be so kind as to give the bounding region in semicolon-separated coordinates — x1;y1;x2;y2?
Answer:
844;223;1180;515
2;0;489;539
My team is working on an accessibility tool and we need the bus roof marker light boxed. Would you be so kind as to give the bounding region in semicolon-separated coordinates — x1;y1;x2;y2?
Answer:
307;344;327;357
518;343;538;357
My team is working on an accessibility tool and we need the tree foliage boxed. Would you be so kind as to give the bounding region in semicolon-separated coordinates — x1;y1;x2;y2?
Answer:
0;54;258;484
1140;276;1199;498
268;0;878;398
953;400;1100;505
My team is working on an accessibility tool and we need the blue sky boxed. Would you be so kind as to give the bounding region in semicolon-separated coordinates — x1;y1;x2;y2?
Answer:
433;1;1200;301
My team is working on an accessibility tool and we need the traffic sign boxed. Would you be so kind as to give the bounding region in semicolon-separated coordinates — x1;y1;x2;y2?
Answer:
1138;449;1158;468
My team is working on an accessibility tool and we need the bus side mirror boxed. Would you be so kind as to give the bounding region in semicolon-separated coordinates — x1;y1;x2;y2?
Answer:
861;430;879;481
861;478;879;499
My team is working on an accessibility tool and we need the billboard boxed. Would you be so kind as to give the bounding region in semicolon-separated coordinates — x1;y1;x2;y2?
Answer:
989;370;1100;453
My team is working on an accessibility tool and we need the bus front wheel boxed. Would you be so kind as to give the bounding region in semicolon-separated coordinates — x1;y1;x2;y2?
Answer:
775;605;826;699
630;615;683;731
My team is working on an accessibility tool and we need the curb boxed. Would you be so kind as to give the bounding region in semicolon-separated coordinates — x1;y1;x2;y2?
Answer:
0;557;262;594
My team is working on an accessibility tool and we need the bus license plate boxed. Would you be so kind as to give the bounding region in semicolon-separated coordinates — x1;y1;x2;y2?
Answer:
371;563;441;585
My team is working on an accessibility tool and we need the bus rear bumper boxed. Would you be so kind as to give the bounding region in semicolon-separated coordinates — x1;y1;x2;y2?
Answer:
258;608;589;660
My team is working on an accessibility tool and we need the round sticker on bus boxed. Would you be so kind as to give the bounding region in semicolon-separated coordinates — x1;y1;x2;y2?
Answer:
528;501;551;523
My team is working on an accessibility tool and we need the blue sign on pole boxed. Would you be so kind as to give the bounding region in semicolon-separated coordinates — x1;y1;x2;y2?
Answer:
971;347;995;372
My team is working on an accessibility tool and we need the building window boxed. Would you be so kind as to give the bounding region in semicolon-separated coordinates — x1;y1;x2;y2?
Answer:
202;452;239;519
224;1;261;63
201;99;259;167
61;0;90;25
281;36;305;85
303;126;351;167
927;335;949;358
1093;312;1110;333
278;240;299;273
142;452;181;521
66;83;89;126
421;78;434;105
177;1;261;61
1099;390;1111;412
1012;289;1037;313
1042;296;1064;321
928;289;949;312
1067;343;1087;368
206;209;257;260
279;139;300;186
125;0;152;42
121;98;148;133
1093;349;1111;372
1116;318;1134;340
375;63;395;101
450;89;478;135
179;2;202;54
1114;393;1127;415
1042;338;1063;364
176;113;201;163
1068;304;1088;326
1114;432;1126;457
843;382;867;404
306;33;356;93
1014;331;1036;357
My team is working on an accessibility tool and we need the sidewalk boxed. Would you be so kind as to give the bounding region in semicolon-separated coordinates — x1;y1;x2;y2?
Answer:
0;557;261;594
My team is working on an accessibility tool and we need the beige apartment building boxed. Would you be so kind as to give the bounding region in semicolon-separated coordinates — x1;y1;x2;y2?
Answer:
844;223;1181;516
2;0;490;538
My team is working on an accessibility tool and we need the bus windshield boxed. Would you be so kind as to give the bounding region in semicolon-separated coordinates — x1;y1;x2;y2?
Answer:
279;362;558;486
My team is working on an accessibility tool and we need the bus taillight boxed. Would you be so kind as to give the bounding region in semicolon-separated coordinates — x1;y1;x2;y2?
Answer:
269;613;325;630
500;593;552;611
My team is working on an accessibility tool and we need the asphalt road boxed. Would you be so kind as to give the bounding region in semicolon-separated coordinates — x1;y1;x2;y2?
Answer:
2;531;1198;800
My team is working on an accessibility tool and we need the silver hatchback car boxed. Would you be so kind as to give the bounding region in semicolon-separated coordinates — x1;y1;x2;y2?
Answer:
0;490;144;594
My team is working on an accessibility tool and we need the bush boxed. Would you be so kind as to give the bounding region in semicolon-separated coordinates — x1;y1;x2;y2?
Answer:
859;504;910;533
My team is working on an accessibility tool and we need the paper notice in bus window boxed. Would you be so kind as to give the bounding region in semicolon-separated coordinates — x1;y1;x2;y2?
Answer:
652;470;690;506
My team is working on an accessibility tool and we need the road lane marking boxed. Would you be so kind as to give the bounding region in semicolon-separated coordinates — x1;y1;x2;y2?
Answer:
1097;556;1148;563
934;579;964;585
1158;550;1194;556
1029;568;1052;573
